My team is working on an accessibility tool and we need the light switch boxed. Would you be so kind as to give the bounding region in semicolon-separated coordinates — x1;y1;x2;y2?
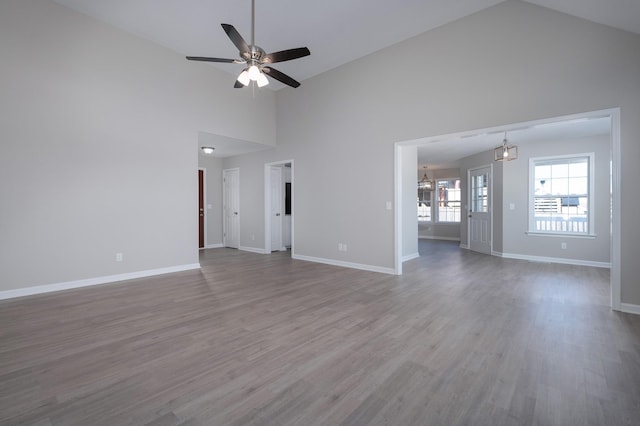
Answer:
207;204;212;209
509;203;515;210
386;201;392;210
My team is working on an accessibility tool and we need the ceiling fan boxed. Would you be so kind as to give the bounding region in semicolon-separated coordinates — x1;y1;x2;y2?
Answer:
186;0;310;89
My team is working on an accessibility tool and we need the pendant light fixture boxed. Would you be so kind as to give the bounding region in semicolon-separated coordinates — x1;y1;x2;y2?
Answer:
419;166;433;190
494;131;518;161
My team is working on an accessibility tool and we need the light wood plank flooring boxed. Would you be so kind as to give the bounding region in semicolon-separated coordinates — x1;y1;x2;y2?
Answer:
1;240;639;425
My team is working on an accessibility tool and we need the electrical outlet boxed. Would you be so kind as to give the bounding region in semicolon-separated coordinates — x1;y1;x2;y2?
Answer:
116;253;123;262
561;242;567;250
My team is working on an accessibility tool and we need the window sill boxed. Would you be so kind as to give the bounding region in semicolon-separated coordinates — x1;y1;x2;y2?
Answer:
526;231;596;239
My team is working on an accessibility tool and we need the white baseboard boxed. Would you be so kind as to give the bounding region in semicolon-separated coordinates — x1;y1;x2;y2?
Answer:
459;243;469;249
620;303;640;315
292;254;395;275
402;252;420;262
419;236;461;241
204;243;223;249
496;252;610;268
240;246;266;254
0;263;201;301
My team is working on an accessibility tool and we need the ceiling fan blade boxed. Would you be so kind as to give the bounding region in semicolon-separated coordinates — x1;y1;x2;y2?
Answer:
221;23;250;54
263;47;310;64
186;56;237;63
234;80;245;88
262;66;301;88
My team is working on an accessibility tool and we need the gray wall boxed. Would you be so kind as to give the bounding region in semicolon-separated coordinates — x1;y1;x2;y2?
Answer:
3;1;640;306
0;0;275;291
232;1;640;303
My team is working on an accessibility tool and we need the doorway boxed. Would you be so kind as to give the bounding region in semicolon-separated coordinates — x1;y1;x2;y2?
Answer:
198;168;206;249
394;108;621;311
265;160;293;255
223;168;240;249
468;165;492;255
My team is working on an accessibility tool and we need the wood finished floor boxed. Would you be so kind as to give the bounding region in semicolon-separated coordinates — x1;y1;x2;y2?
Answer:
1;240;639;425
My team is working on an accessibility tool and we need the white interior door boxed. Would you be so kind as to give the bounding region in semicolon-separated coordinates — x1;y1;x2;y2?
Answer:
223;168;240;249
270;166;283;251
468;166;492;255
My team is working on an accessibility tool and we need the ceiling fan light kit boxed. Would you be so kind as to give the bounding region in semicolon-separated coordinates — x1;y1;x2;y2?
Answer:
186;0;310;89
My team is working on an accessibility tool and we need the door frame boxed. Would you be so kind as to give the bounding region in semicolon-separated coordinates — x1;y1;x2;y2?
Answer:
223;168;240;249
394;107;621;311
467;164;493;255
264;159;294;255
198;167;207;249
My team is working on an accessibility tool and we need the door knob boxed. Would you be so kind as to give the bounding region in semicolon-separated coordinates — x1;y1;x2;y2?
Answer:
234;212;238;215
276;213;280;216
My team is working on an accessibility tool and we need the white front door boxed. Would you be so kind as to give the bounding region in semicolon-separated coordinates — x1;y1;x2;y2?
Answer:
223;168;240;249
270;166;283;251
468;166;492;255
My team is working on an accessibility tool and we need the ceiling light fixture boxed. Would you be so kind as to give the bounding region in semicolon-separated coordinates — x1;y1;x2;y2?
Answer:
494;131;518;161
418;166;433;190
201;146;215;155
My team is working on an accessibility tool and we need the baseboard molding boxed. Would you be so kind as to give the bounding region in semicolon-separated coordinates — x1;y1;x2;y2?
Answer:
459;243;469;249
402;252;420;262
204;243;223;249
292;254;395;275
240;246;266;254
496;252;611;269
419;236;461;241
0;263;202;301
620;303;640;315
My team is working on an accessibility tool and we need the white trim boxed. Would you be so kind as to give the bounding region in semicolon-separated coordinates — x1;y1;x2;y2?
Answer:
394;144;403;275
620;303;640;316
419;236;461;241
610;108;621;311
459;243;469;249
525;232;596;239
204;243;223;249
496;251;610;268
0;264;201;301
292;254;395;275
239;246;266;254
402;252;420;262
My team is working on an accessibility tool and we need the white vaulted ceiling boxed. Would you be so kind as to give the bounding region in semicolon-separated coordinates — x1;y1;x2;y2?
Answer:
53;0;640;89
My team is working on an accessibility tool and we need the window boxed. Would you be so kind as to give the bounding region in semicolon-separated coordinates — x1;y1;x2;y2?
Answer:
418;178;461;223
436;179;461;222
417;187;432;222
529;154;594;235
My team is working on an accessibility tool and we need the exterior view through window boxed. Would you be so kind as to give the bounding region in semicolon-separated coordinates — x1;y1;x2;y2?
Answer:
530;154;593;235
